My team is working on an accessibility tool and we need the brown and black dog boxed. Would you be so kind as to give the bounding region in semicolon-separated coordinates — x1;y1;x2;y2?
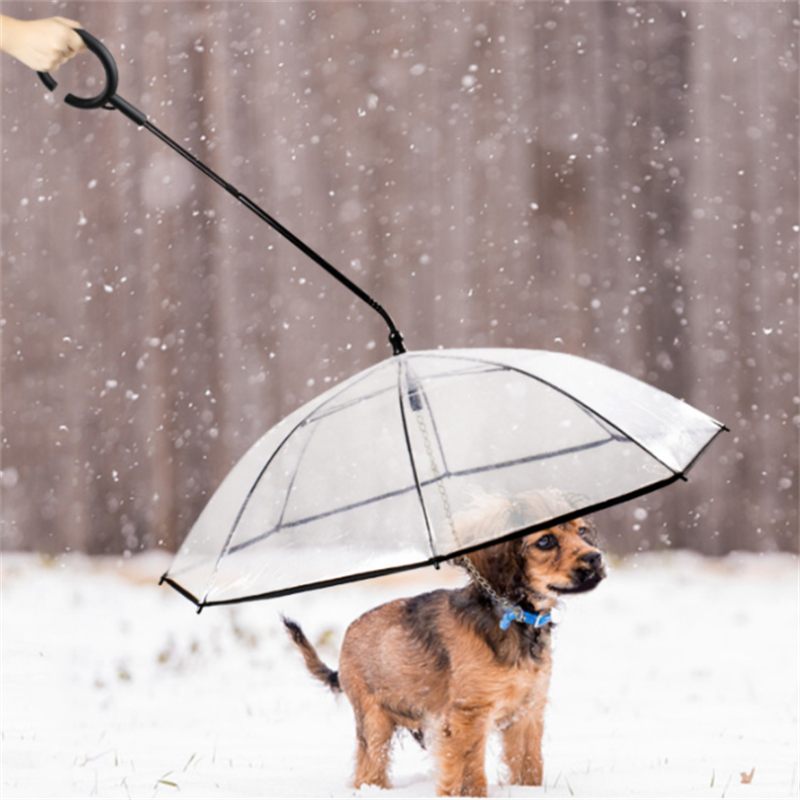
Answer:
283;490;606;797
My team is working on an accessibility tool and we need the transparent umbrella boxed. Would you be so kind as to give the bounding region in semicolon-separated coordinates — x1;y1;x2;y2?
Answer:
160;347;725;609
37;32;726;610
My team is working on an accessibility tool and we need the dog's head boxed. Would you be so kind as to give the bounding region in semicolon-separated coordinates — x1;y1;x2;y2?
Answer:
456;490;606;608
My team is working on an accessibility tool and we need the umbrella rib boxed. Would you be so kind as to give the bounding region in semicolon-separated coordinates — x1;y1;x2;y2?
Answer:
426;351;688;477
199;415;312;605
306;382;397;423
404;360;451;475
305;362;502;425
448;434;616;478
225;483;419;554
397;359;440;562
274;422;317;531
225;433;616;556
197;359;393;604
404;354;627;466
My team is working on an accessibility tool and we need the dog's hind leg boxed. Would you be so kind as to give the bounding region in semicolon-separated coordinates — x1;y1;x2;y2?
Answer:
501;710;544;786
351;696;395;789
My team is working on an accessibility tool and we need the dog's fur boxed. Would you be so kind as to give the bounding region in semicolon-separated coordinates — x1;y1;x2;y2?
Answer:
283;490;606;797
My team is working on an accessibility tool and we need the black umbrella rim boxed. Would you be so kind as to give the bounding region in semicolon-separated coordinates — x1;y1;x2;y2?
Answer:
159;433;725;612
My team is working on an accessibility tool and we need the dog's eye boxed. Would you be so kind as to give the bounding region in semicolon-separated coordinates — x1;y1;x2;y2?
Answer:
578;526;593;542
534;534;558;551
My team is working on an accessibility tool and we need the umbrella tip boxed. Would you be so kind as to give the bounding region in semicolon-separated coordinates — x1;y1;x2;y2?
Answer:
389;329;406;356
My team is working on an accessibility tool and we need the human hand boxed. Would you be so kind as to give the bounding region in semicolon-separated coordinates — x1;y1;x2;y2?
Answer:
0;16;86;72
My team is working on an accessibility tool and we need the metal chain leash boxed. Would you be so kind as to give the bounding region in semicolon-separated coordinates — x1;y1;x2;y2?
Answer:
413;404;526;623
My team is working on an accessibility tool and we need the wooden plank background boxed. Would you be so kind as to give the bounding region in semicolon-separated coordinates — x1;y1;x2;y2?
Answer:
1;1;797;555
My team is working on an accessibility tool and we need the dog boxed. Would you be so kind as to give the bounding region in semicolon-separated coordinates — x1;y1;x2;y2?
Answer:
283;490;606;797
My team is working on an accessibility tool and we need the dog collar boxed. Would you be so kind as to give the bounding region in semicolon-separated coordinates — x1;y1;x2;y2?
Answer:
499;606;552;630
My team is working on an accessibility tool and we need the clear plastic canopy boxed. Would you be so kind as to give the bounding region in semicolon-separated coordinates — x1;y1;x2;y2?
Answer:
161;349;725;608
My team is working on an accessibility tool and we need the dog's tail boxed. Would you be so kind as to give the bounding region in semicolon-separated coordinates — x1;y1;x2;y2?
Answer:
282;616;342;693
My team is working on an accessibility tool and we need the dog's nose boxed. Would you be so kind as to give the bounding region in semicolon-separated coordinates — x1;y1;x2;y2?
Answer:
580;552;603;570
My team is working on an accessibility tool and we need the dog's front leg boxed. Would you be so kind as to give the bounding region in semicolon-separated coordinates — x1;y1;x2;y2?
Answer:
501;708;544;786
434;707;491;797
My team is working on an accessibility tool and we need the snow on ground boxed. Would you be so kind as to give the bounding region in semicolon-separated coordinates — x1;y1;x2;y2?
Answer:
1;549;798;799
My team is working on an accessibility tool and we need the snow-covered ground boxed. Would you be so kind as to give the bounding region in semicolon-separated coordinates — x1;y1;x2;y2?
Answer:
1;549;798;799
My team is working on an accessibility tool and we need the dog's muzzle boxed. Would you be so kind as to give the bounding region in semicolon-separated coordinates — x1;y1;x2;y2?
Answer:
550;552;606;595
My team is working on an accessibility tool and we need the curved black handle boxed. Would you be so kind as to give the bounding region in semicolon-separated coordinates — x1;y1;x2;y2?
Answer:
34;27;401;349
37;29;118;109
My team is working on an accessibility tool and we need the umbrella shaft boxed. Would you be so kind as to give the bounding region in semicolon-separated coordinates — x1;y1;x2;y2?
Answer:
139;118;406;355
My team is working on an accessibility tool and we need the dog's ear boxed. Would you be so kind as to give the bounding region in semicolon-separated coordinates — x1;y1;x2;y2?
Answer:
464;537;527;600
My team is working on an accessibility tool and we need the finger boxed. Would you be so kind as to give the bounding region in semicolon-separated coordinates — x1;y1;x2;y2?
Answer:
52;17;86;53
46;53;69;72
67;33;86;55
45;47;75;72
53;16;84;29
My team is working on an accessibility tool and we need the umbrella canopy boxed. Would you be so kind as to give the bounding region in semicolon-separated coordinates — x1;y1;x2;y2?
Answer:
161;348;725;610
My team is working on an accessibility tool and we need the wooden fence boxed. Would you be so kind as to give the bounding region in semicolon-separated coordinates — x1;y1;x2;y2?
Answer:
1;1;797;555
